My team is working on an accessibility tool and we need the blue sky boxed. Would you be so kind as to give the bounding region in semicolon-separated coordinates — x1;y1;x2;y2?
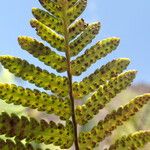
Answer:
0;0;150;84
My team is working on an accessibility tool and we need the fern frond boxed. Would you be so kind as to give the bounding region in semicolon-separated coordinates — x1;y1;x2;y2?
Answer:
39;0;62;18
71;37;120;75
67;0;87;24
73;58;130;98
0;56;69;96
79;94;150;149
76;70;137;125
0;112;73;148
18;36;67;72
32;8;63;34
1;0;150;149
0;83;71;120
68;18;88;41
69;22;101;57
30;19;65;52
108;130;150;150
0;138;44;150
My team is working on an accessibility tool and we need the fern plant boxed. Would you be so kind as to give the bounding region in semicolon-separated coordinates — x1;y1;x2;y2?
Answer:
0;0;150;149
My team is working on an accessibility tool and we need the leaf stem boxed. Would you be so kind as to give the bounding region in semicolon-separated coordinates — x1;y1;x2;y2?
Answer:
62;1;79;150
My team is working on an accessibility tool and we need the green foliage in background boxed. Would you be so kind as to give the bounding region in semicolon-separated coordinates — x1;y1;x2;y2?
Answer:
0;0;150;149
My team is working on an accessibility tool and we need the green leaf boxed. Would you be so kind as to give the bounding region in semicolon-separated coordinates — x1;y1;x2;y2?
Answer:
71;37;120;75
39;0;62;18
68;18;88;41
73;58;130;99
0;138;44;150
0;83;71;120
32;8;63;34
76;70;137;125
30;19;65;52
79;94;150;149
69;22;101;57
67;0;87;24
108;130;150;150
18;36;67;72
0;56;69;97
0;112;73;149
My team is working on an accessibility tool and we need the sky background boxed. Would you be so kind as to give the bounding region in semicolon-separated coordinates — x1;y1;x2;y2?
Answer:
0;0;150;85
